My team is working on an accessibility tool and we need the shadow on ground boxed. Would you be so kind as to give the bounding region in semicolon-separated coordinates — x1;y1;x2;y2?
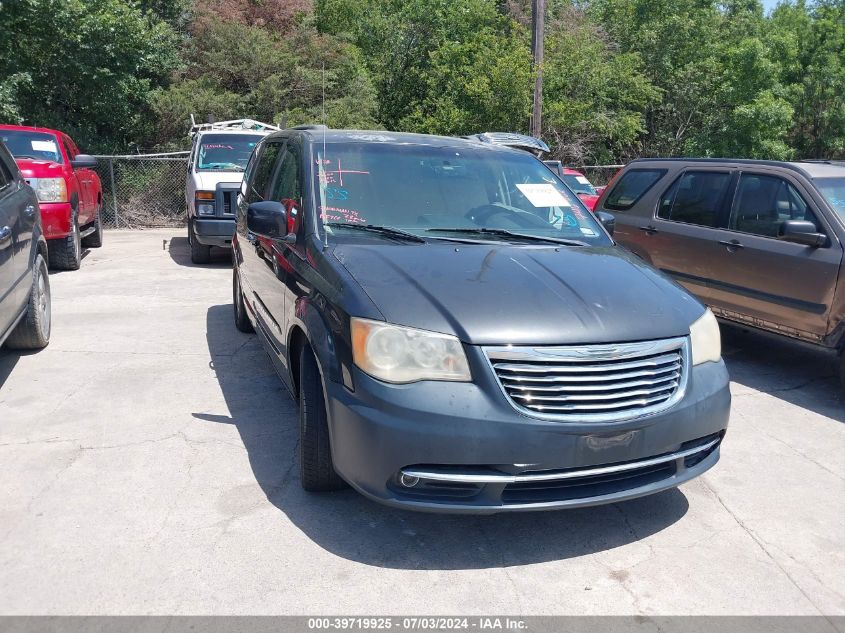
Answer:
720;322;843;422
197;304;690;570
167;236;232;267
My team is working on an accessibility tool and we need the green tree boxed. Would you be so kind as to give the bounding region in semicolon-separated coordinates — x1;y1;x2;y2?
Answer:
0;0;179;152
317;0;531;133
770;0;845;158
148;15;379;147
540;4;659;164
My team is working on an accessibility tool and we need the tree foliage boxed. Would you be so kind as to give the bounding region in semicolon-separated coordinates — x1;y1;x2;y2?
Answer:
0;0;179;152
1;0;844;161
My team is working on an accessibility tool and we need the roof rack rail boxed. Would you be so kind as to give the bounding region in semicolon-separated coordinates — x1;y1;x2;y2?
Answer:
188;115;282;138
466;132;550;156
290;124;328;130
798;159;845;165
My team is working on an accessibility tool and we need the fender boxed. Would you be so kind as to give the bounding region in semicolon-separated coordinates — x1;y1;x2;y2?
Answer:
287;292;343;389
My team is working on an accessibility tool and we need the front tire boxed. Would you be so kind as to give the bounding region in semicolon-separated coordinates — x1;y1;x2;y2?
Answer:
48;212;81;271
839;352;844;397
233;266;254;333
82;207;103;248
189;220;211;265
5;254;51;350
299;346;346;492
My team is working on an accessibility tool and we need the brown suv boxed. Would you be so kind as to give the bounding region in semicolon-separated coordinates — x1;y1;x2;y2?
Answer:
596;159;845;390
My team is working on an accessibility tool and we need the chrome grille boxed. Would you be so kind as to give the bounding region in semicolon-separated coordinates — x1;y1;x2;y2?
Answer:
485;337;688;421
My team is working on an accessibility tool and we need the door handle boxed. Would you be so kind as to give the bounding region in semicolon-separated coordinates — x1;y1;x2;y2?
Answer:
639;225;658;235
24;205;36;218
0;226;11;243
718;239;744;250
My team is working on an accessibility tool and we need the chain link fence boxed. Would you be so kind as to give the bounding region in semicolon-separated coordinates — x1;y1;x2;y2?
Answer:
93;153;189;229
581;165;625;187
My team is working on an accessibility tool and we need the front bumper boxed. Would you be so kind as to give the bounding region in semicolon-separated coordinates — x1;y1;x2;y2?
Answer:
325;356;730;513
39;202;72;239
193;218;235;248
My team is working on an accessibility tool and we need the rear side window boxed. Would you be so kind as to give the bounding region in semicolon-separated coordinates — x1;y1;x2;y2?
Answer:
604;168;666;210
658;171;731;228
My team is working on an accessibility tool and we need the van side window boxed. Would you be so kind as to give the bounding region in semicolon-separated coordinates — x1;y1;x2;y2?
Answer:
604;169;666;211
729;173;820;237
657;171;731;228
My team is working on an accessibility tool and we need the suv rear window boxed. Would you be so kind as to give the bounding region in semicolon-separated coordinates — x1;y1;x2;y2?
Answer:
603;169;666;210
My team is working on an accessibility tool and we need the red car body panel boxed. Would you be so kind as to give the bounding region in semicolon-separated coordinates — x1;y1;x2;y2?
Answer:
0;124;101;240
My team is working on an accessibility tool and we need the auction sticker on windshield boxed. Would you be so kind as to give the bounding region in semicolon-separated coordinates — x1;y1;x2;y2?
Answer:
516;183;571;207
31;140;57;153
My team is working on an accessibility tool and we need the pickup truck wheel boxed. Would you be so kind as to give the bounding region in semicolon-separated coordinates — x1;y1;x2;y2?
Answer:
82;208;103;248
5;254;51;350
189;220;211;265
299;346;347;492
48;213;81;271
233;267;254;333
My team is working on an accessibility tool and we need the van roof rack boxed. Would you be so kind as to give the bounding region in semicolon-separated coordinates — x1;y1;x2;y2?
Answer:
188;115;282;138
466;132;550;155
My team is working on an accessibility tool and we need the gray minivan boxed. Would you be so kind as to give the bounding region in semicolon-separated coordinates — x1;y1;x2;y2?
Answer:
596;159;845;390
232;129;730;513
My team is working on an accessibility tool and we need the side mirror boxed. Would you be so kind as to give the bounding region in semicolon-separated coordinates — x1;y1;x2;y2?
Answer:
247;200;288;239
778;220;825;247
71;154;97;169
596;211;615;236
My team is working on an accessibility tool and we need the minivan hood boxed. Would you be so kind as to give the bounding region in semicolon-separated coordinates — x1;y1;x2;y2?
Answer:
333;242;703;346
15;158;63;179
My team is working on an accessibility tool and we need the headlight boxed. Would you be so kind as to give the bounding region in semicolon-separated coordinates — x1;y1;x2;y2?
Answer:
35;178;67;203
689;308;721;365
351;318;471;383
196;202;215;216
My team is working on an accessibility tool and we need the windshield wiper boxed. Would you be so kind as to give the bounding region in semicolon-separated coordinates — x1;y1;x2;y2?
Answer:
426;227;589;247
326;223;427;243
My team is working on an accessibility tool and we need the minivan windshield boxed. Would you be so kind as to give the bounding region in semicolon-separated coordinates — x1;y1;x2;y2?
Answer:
817;178;845;223
0;130;62;163
314;142;610;246
196;133;262;171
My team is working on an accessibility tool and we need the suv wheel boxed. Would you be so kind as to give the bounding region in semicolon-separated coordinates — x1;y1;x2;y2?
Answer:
839;352;845;397
299;345;347;491
82;207;104;248
189;220;211;265
48;212;81;270
233;266;254;333
5;254;51;349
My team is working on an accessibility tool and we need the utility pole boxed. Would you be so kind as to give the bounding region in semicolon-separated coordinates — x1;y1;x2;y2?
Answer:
531;0;545;139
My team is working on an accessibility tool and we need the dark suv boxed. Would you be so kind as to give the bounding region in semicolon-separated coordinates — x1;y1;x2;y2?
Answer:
232;130;730;513
596;159;845;389
0;141;51;350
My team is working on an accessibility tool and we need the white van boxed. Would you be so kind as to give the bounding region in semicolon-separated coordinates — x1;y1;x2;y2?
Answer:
185;118;279;263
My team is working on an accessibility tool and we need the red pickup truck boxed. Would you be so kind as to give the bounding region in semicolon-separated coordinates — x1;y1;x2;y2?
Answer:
0;125;103;270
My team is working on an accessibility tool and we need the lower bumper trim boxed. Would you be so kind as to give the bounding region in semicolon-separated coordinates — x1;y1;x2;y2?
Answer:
401;436;719;485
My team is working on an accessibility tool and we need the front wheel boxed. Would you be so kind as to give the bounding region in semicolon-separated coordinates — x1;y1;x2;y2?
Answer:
233;266;254;333
299;346;347;492
189;220;211;265
5;254;51;350
839;352;845;397
48;213;81;270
